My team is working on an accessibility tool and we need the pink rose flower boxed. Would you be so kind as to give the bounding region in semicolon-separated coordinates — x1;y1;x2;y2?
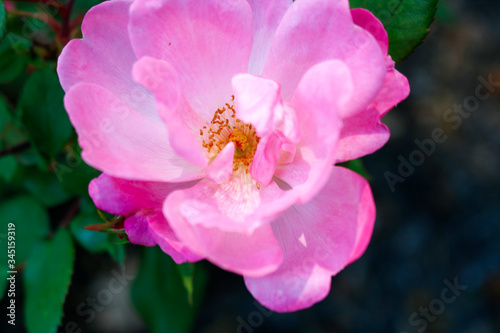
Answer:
58;0;409;312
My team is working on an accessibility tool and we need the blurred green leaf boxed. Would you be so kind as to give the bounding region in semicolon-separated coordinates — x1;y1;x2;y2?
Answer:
0;28;31;83
2;31;31;54
19;69;73;162
13;145;47;170
0;96;20;181
350;0;438;62
177;262;195;305
0;96;42;168
341;158;371;180
0;196;50;263
0;93;11;130
0;196;50;298
57;147;100;196
23;167;72;207
0;1;6;40
0;155;24;190
72;0;105;18
0;47;27;83
70;197;126;264
70;213;110;252
24;229;75;333
132;247;207;333
0;155;17;181
5;1;55;43
106;239;126;264
0;118;28;159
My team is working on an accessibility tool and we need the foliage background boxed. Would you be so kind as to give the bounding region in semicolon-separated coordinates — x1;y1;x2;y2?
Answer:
0;0;499;332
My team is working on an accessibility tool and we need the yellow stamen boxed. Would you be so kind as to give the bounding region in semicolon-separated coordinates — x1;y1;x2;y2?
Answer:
229;128;248;152
200;96;260;172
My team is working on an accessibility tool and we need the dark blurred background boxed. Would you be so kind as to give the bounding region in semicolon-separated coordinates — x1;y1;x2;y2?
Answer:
2;0;499;332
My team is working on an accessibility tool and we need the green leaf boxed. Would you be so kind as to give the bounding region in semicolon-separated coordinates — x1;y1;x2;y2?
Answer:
0;109;29;167
2;32;31;54
0;196;50;299
132;247;207;333
350;0;438;62
70;213;110;252
0;95;44;169
0;155;16;181
106;240;126;265
72;0;105;18
0;49;27;83
177;263;195;305
340;158;371;180
24;229;75;333
0;196;50;264
19;69;73;162
0;97;19;180
56;147;100;196
0;93;11;130
23;167;72;207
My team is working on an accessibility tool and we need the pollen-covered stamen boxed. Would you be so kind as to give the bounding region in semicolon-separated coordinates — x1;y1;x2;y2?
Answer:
229;128;249;154
201;96;260;172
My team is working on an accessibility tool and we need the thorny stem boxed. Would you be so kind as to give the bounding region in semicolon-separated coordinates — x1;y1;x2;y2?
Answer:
98;228;128;236
7;0;77;46
7;9;60;33
45;197;81;239
59;197;81;229
84;214;127;236
58;0;74;46
69;13;84;31
0;141;31;158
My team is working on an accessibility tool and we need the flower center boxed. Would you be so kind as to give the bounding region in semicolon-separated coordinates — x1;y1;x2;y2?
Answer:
229;128;249;154
200;97;260;172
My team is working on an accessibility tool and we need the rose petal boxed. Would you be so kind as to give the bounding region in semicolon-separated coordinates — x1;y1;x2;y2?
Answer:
164;186;285;277
129;0;254;119
206;142;235;184
89;173;198;216
336;106;390;162
351;8;410;116
262;0;386;118
250;132;282;186
64;83;205;182
244;166;375;312
57;0;161;123
124;210;156;247
132;56;208;166
247;0;293;74
162;175;297;235
351;8;388;54
232;73;284;137
372;58;410;116
275;60;351;203
125;209;202;264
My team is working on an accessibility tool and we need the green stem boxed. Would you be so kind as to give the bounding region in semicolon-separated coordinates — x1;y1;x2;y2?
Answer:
84;214;125;232
99;228;127;236
59;198;81;229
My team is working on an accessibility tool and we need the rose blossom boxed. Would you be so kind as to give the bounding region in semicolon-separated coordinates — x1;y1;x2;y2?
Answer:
57;0;409;312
